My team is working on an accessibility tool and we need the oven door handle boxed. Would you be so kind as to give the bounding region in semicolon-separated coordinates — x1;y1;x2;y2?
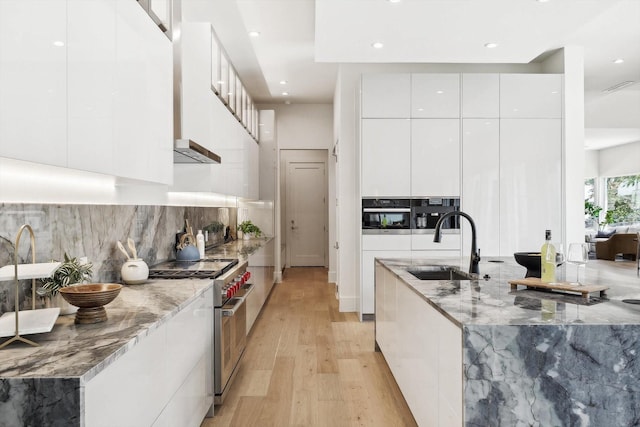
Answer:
222;297;245;317
363;208;410;213
239;283;255;300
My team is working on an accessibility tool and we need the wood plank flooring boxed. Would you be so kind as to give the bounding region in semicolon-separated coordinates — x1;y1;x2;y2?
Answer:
202;267;417;427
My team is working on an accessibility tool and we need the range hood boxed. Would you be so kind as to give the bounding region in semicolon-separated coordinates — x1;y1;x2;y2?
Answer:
171;0;221;164
174;139;221;164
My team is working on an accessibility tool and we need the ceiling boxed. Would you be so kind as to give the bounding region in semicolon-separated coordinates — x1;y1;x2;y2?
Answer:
193;0;640;150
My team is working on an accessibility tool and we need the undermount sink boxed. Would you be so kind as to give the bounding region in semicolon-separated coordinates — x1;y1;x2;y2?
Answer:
406;265;473;281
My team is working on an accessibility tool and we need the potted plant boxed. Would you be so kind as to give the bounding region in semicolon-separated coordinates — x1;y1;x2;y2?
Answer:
237;220;262;239
39;253;93;315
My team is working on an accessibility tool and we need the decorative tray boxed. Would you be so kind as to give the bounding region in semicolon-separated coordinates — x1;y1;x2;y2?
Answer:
0;262;61;282
509;278;609;300
0;308;61;338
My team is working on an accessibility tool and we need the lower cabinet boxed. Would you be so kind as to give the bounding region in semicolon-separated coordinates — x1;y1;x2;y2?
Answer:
375;261;462;426
84;288;213;427
246;239;276;334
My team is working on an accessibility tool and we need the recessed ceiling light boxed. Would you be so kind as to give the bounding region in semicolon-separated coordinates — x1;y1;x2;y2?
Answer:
282;92;289;96
248;31;261;37
436;90;444;94
484;42;498;48
536;0;550;3
279;80;287;85
53;41;65;47
417;108;424;112
551;91;559;94
372;42;384;49
613;58;625;64
387;0;402;3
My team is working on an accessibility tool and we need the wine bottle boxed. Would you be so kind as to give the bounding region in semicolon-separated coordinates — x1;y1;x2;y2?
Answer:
541;229;556;283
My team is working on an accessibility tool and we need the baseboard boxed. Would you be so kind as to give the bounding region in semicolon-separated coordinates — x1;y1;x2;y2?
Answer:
362;313;375;322
328;270;337;283
339;296;357;312
274;270;283;283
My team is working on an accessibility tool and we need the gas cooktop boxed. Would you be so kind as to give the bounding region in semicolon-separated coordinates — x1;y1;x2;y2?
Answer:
148;258;239;280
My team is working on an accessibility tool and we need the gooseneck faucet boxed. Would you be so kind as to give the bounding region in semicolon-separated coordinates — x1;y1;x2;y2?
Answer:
433;211;480;275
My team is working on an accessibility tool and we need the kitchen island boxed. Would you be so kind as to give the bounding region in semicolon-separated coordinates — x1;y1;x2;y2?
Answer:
0;237;273;427
375;257;640;426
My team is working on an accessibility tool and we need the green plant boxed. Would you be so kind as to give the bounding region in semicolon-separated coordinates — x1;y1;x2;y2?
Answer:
584;200;602;219
604;197;637;225
39;253;93;296
237;220;262;237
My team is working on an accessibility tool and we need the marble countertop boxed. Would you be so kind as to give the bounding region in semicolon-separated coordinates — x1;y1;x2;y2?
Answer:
0;238;273;382
379;256;640;327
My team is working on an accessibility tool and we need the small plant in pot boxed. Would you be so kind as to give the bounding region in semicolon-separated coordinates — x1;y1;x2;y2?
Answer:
237;220;262;239
39;253;93;315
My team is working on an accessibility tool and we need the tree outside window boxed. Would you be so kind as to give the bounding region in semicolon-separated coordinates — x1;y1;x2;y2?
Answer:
605;174;640;224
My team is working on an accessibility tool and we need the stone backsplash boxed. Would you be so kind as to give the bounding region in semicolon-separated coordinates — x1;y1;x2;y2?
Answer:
0;203;236;315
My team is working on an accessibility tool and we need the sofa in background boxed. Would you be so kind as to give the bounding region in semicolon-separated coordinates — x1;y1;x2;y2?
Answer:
592;224;640;261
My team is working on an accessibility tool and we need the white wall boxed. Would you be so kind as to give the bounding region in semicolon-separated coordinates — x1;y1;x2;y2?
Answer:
598;140;640;177
259;104;333;149
585;150;600;177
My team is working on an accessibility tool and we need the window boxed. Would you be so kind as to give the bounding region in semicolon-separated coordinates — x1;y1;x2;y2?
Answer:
605;174;640;224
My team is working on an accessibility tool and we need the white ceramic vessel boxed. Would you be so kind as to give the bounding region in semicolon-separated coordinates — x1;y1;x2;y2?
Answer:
121;259;149;285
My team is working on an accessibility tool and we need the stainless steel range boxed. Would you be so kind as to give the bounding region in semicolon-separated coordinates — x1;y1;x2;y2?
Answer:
148;257;253;405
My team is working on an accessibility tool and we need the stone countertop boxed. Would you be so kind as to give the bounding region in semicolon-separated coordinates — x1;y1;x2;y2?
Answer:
0;278;212;382
378;256;640;327
0;237;273;382
205;237;273;261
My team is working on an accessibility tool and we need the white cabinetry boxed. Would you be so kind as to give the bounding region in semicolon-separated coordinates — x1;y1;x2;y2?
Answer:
500;119;562;254
462;119;500;256
361;73;410;118
411;119;460;197
362;235;411;316
462;74;499;118
174;23;258;198
0;0;68;167
411;74;460;118
1;0;173;184
375;262;462;426
246;239;275;334
361;119;411;197
84;288;213;427
500;74;562;118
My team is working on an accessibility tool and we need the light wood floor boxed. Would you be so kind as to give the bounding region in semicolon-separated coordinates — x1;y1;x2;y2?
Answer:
202;267;417;427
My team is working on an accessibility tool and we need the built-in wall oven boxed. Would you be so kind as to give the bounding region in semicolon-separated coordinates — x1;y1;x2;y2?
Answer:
148;258;253;406
362;198;411;234
411;197;460;233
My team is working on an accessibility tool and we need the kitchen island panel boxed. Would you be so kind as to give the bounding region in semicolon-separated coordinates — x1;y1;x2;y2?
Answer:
464;323;640;427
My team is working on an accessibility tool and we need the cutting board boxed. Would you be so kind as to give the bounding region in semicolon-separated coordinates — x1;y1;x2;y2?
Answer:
508;278;609;300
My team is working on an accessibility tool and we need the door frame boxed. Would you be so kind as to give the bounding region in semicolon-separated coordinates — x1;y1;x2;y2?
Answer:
280;149;328;268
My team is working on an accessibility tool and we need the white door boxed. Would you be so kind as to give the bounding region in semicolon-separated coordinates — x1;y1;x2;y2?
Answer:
286;161;327;266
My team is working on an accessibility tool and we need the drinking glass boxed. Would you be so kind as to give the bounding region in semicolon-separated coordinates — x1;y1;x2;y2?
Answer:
567;243;588;285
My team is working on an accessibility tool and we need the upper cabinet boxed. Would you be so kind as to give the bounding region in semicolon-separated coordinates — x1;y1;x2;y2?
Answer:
411;74;460;118
0;0;68;167
500;74;562;118
361;74;410;118
411;119;460;197
1;0;173;184
462;74;499;118
361;119;411;197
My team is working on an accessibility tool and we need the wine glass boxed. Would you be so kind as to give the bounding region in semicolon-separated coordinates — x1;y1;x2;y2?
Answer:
567;243;589;285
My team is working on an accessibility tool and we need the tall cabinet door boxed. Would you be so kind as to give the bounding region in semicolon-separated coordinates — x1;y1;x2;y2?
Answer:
411;119;460;197
361;73;410;118
411;73;460;118
0;0;68;167
361;119;411;197
462;119;500;256
500;119;562;254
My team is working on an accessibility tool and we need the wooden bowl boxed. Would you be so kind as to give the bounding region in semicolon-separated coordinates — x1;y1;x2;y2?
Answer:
59;283;122;324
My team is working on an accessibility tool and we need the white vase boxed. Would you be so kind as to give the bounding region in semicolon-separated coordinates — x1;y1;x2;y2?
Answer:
54;292;78;316
121;258;149;284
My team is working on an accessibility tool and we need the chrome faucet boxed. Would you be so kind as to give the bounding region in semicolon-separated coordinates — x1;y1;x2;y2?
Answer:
433;211;481;275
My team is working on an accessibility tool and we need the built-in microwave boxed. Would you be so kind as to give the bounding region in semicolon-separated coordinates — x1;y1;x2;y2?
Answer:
362;198;411;234
411;197;460;233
